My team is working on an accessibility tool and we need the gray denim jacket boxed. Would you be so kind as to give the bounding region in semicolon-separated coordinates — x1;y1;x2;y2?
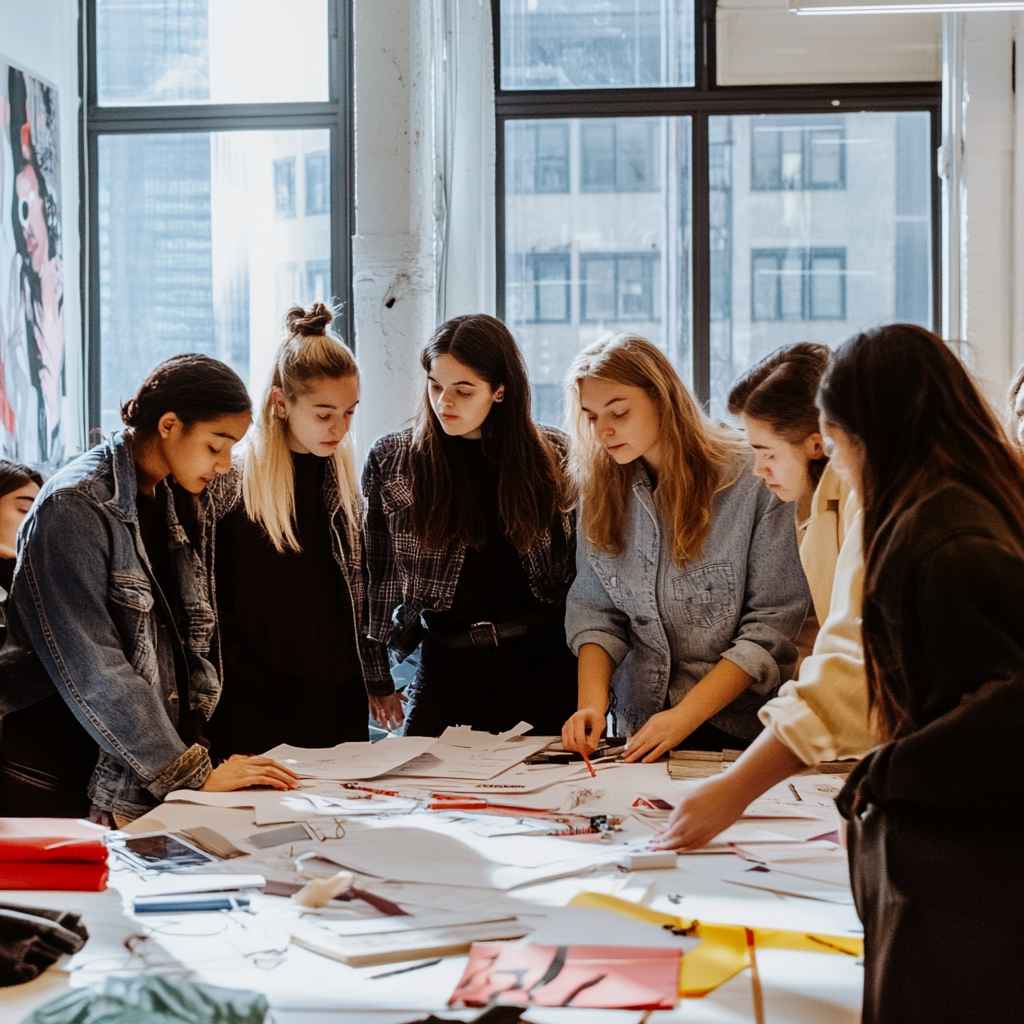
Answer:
4;432;219;818
566;456;810;738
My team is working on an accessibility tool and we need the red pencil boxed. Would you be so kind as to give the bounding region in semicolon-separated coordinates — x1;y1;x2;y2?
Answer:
581;750;597;778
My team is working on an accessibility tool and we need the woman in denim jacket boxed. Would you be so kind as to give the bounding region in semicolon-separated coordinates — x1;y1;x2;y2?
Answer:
561;335;810;762
0;355;298;823
362;314;576;736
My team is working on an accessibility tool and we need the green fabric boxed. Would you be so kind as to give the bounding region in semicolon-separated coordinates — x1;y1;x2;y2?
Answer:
20;976;267;1024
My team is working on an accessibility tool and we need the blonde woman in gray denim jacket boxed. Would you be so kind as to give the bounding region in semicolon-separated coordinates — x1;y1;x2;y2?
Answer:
0;356;299;824
561;336;810;762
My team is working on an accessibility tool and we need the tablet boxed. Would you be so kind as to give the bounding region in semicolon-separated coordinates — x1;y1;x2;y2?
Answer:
115;832;217;871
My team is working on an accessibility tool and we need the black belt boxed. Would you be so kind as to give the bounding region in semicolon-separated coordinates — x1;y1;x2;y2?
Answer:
424;608;562;649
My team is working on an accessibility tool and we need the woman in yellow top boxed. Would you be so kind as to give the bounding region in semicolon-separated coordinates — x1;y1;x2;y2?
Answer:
656;343;874;849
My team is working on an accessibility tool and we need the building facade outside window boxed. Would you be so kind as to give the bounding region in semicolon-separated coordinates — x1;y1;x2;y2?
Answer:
497;0;940;423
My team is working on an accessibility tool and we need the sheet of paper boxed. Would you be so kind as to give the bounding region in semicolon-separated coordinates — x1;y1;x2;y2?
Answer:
388;727;552;781
260;737;437;780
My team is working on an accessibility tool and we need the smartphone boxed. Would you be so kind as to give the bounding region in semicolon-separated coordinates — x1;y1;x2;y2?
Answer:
114;832;217;871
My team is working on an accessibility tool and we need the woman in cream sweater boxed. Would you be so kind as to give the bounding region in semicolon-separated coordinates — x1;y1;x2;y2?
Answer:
656;343;874;849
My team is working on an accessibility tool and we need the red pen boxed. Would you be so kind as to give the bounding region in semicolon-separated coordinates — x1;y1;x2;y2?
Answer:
581;750;597;778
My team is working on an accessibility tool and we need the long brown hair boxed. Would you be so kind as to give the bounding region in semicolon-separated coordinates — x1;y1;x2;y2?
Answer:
408;314;567;552
727;342;832;486
565;334;748;564
819;324;1024;740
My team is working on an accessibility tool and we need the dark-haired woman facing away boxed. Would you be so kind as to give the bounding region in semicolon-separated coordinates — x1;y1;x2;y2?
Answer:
0;355;298;822
362;314;576;736
206;305;382;758
820;325;1024;1023
0;460;43;641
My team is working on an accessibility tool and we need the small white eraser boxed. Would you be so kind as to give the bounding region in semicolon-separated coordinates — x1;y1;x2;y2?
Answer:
623;850;678;871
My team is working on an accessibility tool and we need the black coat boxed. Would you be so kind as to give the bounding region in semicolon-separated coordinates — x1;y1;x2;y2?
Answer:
837;480;1024;1024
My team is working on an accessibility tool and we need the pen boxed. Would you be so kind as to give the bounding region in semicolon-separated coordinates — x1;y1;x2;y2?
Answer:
369;958;442;979
788;783;803;802
581;749;597;779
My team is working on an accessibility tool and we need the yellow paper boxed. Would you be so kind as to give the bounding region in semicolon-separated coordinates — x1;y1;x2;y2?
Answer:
569;891;863;998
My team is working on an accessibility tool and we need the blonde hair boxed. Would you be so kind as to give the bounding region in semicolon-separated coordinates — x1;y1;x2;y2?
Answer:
565;334;747;564
243;303;360;553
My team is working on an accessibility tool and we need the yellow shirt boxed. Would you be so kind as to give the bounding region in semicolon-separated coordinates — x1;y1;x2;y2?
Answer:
759;466;876;765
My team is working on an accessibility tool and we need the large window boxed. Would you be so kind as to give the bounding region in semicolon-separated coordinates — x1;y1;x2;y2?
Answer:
84;0;351;436
496;1;940;423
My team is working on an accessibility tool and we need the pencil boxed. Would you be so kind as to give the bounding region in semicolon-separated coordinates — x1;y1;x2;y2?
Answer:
581;750;597;778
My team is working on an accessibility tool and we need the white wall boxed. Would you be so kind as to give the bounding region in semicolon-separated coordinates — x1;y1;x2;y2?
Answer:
0;0;83;457
944;12;1023;404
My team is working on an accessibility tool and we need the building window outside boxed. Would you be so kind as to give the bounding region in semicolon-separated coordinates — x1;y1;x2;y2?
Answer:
507;121;570;193
751;248;846;322
580;120;660;193
274;157;296;218
751;120;845;191
522;253;571;322
304;150;330;216
581;253;660;322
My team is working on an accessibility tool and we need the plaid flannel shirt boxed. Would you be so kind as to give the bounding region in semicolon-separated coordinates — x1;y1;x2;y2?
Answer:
360;427;577;692
208;457;381;693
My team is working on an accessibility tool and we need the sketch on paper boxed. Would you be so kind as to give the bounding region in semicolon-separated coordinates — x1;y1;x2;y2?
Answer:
0;59;66;469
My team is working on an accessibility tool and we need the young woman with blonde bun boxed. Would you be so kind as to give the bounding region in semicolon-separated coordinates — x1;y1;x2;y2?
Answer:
206;304;395;759
561;334;810;762
362;314;576;737
655;343;874;850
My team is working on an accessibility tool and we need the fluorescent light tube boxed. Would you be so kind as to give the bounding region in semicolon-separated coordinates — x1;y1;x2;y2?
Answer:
789;0;1024;13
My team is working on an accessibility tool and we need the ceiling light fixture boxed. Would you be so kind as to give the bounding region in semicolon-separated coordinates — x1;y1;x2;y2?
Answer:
789;0;1024;13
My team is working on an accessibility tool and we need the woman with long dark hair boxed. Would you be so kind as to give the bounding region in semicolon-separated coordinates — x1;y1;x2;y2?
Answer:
0;355;298;822
820;325;1023;1023
362;314;576;736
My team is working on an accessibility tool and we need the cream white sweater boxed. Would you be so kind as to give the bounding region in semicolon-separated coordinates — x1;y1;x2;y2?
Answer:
758;466;876;765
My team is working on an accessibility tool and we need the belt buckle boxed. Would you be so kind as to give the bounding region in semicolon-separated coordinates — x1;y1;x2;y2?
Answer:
470;621;500;647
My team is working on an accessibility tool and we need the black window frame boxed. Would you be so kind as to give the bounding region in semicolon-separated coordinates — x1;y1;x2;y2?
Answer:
79;0;354;434
493;0;942;409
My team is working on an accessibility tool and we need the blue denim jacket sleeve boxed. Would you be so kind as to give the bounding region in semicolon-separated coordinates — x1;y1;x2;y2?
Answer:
565;517;632;666
15;491;203;791
720;496;809;695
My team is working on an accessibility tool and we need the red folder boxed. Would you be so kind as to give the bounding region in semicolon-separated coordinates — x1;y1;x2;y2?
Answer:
0;818;109;891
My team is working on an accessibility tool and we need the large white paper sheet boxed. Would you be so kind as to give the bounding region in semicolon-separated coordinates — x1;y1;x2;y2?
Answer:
388;724;551;781
260;737;437;780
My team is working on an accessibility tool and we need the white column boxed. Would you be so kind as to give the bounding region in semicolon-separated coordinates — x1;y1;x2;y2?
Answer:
352;0;437;456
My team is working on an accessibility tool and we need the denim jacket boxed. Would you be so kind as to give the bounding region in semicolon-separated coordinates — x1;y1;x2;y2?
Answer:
566;456;810;738
361;427;576;691
3;432;218;818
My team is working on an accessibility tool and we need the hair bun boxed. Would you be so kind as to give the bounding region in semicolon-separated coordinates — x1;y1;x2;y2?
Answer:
120;397;139;427
286;303;333;337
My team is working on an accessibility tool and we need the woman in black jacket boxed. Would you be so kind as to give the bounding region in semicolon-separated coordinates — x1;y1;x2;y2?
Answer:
819;324;1024;1024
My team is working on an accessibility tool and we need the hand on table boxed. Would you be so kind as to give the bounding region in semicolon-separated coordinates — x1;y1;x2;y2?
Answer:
369;691;407;732
650;774;750;850
561;707;605;755
202;754;301;791
621;708;693;763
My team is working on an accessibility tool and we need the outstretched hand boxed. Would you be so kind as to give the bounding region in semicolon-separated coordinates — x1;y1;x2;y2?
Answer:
650;774;750;850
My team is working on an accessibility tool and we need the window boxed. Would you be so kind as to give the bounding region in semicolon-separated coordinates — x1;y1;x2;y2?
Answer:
580;120;660;193
305;151;330;216
506;121;570;193
581;254;660;322
85;0;351;435
496;3;940;423
519;254;571;323
751;248;846;322
751;120;845;191
274;158;296;218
